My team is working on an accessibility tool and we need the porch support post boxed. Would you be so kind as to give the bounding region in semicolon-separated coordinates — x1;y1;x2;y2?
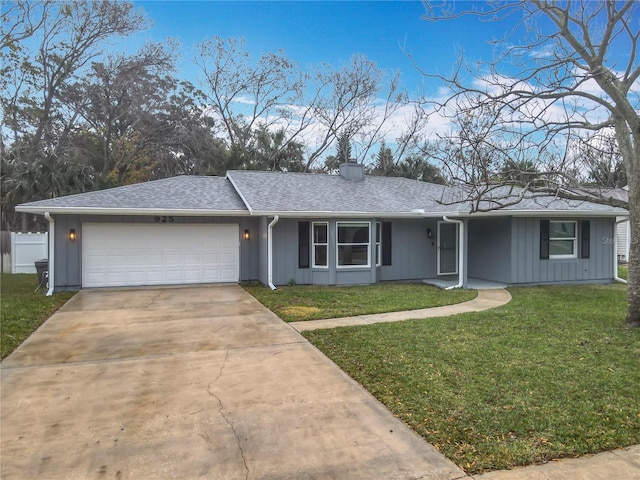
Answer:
461;219;468;288
267;215;279;290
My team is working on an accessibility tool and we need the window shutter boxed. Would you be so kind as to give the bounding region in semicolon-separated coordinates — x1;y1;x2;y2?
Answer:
540;220;550;259
382;221;392;266
581;220;590;259
298;221;310;269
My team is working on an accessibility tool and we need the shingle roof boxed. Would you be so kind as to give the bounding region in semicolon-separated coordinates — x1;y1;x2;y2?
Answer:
227;170;451;214
16;176;247;213
227;170;627;216
16;170;627;217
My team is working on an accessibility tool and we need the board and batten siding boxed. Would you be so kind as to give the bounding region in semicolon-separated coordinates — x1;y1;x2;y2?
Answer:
510;217;614;285
271;218;423;286
467;217;512;284
271;218;312;286
378;219;435;281
52;214;259;291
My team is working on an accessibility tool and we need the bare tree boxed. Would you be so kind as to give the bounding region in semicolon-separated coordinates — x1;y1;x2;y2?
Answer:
572;129;627;189
195;38;425;172
195;36;306;158
419;0;640;327
1;1;148;161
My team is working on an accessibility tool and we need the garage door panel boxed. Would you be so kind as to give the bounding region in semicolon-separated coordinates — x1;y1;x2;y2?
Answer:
82;224;240;288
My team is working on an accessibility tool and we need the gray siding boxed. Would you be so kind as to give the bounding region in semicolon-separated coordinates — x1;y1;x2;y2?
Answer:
468;217;511;283
271;218;312;286
258;216;269;285
510;217;614;284
272;218;384;286
273;218;434;286
379;219;435;281
53;215;82;290
52;214;259;291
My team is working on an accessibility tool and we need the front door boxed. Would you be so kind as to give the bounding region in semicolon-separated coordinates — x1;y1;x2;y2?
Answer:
437;222;458;275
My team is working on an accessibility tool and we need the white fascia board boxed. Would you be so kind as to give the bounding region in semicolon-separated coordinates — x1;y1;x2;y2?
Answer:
504;210;627;218
249;210;464;218
14;206;252;216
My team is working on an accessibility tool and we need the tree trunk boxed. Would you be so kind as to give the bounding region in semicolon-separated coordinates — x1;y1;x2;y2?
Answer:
626;178;640;327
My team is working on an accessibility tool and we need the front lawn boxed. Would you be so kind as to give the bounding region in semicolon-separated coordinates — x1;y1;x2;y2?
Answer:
304;284;640;474
243;282;477;322
1;274;75;359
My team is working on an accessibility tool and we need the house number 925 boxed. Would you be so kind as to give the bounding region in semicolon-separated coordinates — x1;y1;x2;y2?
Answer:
154;216;174;223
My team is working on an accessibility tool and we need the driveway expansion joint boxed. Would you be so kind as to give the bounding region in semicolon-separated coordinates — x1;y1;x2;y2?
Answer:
613;447;640;469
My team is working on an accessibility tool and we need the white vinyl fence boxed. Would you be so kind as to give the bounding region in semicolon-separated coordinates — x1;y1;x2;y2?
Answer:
617;218;630;263
11;232;48;274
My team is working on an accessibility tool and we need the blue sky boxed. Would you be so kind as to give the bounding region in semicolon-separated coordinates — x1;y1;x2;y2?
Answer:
131;1;504;97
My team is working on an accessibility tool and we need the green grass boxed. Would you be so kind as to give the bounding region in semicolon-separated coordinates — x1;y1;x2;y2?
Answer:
619;264;628;280
1;274;75;359
243;282;477;322
303;285;640;474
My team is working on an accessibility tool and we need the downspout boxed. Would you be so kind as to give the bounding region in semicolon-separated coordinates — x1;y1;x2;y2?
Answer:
44;212;55;296
442;216;464;290
614;217;628;284
267;215;279;290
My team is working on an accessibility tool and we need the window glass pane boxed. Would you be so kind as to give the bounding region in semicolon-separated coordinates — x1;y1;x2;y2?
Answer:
550;239;574;256
313;224;327;243
314;245;327;266
376;222;381;242
550;221;575;238
338;224;369;244
338;245;369;265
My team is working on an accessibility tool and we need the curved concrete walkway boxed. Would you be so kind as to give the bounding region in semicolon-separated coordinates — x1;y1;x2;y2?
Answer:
291;288;512;332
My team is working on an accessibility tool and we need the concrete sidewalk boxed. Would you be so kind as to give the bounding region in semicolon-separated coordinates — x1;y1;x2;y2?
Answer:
291;288;512;332
471;445;640;479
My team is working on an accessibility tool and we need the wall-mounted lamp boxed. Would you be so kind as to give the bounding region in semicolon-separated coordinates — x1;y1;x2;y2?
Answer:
69;229;77;241
243;229;250;241
427;228;433;239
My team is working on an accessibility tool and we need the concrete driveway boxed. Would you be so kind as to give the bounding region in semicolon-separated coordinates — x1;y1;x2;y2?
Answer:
1;285;465;480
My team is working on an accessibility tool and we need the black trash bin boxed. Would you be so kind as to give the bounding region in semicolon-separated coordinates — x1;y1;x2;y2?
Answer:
35;258;48;290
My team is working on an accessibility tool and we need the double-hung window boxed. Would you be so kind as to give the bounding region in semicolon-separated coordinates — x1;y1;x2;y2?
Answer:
549;221;577;258
337;221;370;268
312;222;328;267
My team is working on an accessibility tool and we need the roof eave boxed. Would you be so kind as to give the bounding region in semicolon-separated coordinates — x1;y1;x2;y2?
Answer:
249;209;627;218
504;209;627;218
14;206;252;216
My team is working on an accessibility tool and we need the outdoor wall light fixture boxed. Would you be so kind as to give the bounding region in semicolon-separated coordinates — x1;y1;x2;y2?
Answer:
427;228;433;239
244;229;250;241
69;229;77;241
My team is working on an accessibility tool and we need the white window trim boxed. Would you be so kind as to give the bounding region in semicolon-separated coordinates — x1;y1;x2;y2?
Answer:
549;220;578;259
336;221;371;269
375;222;382;267
312;221;329;268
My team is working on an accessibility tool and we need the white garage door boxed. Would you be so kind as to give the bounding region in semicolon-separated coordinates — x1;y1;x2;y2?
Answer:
82;223;239;288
